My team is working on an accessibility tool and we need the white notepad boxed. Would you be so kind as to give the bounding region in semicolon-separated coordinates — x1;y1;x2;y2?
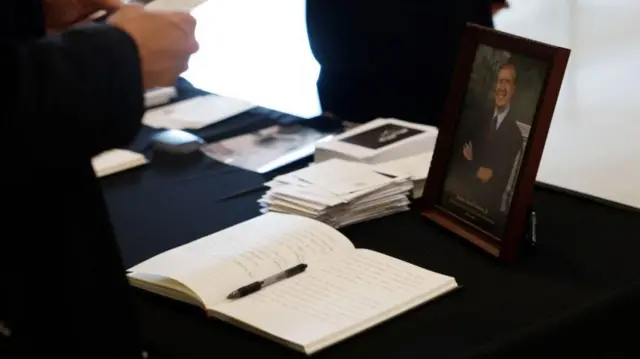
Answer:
142;95;256;130
92;149;148;178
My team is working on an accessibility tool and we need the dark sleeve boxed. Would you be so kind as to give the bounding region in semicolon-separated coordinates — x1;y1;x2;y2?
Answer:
4;23;144;160
447;126;479;189
307;0;471;125
307;0;470;74
468;0;496;27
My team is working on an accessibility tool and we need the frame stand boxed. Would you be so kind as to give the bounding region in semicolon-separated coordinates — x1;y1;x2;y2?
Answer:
522;207;538;255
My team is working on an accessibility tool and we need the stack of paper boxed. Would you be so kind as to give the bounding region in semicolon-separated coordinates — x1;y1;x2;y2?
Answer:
375;152;434;199
314;118;438;165
259;159;413;228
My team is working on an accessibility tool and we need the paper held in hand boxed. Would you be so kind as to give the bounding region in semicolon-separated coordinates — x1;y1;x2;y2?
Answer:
260;159;414;228
127;212;458;355
143;0;208;11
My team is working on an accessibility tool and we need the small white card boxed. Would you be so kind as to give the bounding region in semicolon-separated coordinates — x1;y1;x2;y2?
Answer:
291;159;396;196
92;149;147;178
375;152;434;180
267;185;345;207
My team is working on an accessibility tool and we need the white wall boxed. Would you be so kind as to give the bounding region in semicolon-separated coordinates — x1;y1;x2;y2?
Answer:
495;0;640;208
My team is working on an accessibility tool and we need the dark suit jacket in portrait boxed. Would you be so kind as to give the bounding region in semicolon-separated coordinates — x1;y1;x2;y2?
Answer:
447;106;524;231
306;0;500;127
459;110;524;222
1;1;144;358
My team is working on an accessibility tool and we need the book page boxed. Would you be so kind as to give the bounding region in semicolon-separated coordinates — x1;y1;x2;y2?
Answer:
212;249;457;353
129;213;354;308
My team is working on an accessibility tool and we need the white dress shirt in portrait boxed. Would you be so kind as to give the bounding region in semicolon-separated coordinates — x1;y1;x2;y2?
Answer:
493;106;510;130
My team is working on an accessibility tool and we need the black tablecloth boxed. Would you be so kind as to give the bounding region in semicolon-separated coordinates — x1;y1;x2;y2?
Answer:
103;83;640;359
97;80;640;358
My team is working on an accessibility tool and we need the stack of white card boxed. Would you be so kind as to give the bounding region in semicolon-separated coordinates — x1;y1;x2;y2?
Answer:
374;152;434;199
259;159;414;228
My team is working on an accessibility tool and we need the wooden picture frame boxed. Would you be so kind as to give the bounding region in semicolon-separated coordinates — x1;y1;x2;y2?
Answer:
421;24;570;262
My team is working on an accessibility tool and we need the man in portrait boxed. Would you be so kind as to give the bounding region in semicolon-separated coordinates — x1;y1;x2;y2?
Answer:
453;62;524;231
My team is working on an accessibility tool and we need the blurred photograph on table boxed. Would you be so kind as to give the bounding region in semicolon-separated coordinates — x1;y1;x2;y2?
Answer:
201;124;334;173
440;44;548;237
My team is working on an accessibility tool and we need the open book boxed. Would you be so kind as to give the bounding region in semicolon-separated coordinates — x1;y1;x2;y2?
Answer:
128;213;458;355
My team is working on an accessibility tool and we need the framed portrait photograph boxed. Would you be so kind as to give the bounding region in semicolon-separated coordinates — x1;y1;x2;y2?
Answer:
421;24;570;262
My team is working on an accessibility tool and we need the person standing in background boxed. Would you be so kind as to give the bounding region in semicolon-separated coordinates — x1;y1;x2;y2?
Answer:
306;0;508;126
491;0;510;17
0;1;197;358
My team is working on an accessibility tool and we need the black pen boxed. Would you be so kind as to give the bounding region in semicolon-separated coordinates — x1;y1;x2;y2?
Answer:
227;263;308;300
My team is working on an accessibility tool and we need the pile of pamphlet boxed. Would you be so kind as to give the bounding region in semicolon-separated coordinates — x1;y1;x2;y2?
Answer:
374;152;434;199
259;159;414;228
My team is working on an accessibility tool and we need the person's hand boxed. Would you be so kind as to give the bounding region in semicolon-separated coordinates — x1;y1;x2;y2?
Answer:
44;0;123;32
463;141;473;161
477;167;493;183
108;4;199;89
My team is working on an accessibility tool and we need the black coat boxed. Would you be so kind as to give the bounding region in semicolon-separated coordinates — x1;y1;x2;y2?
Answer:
0;2;144;358
449;107;523;228
306;0;498;126
467;110;523;214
